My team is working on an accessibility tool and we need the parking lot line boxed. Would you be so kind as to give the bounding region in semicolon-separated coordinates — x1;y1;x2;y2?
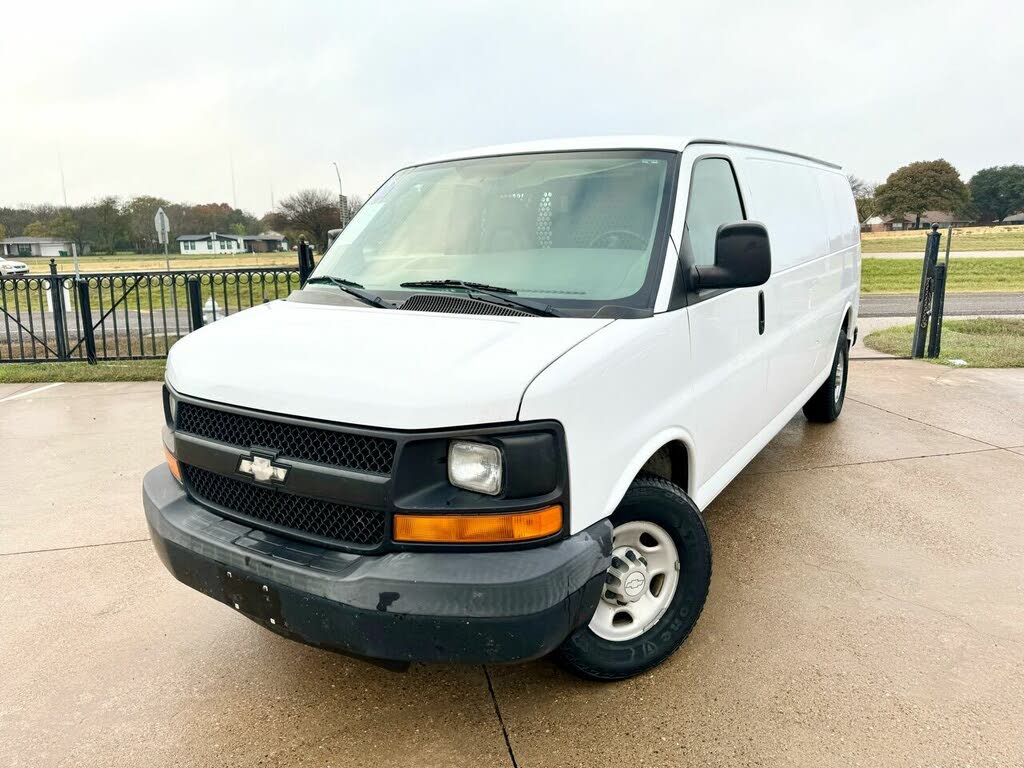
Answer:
0;382;62;403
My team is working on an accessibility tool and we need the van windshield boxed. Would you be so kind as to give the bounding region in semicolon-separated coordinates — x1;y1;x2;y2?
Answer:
310;150;675;315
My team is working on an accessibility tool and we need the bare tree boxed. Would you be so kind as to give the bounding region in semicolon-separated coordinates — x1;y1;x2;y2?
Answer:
271;189;339;251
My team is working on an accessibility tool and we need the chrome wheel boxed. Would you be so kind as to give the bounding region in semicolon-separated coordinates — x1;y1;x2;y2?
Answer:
589;520;680;642
833;349;846;405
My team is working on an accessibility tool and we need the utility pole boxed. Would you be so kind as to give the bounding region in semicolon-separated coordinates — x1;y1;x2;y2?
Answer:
230;152;238;209
57;150;68;207
332;161;348;228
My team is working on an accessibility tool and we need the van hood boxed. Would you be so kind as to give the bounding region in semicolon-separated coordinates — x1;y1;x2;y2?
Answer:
166;300;612;430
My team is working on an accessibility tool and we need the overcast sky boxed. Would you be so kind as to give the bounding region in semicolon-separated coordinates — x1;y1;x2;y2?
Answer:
3;0;1021;215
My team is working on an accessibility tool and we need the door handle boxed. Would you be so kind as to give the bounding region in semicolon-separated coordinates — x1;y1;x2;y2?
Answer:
758;291;765;335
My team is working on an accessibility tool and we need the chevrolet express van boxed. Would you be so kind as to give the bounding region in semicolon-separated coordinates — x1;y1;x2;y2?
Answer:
145;137;860;680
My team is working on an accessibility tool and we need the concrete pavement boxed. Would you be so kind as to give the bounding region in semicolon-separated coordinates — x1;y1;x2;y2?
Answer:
2;364;1024;767
865;250;1023;259
860;291;1024;317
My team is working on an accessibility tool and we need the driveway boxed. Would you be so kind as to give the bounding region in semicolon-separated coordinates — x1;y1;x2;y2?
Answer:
2;362;1023;767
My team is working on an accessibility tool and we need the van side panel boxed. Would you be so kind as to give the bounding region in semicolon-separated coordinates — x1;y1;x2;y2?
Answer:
736;152;860;417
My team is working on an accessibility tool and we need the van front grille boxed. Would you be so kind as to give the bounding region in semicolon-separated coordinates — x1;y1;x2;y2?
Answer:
182;464;386;548
176;402;396;475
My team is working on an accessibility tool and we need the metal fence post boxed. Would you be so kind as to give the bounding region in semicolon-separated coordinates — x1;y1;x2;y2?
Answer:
298;239;312;286
76;278;98;365
927;262;949;358
187;277;204;330
912;224;941;358
48;259;69;360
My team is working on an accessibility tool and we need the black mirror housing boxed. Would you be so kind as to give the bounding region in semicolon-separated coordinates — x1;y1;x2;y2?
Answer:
691;222;771;291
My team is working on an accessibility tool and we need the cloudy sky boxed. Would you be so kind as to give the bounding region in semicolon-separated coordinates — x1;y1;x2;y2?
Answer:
3;0;1021;215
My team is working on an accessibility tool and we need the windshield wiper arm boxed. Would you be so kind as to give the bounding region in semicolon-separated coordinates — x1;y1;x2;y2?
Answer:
400;279;517;294
306;276;395;309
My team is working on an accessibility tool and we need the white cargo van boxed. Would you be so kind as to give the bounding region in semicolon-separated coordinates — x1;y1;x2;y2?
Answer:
145;137;860;680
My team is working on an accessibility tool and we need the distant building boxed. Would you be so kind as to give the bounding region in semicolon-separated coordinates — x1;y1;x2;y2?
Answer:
177;231;288;254
177;232;244;254
862;211;973;233
0;237;75;258
240;231;289;252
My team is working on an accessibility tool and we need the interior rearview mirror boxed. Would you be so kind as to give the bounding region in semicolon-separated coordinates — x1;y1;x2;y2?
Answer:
691;222;771;291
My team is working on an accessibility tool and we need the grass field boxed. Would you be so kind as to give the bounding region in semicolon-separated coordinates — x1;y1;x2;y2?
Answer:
0;359;166;383
864;318;1024;367
861;225;1024;253
24;252;298;274
861;256;1024;293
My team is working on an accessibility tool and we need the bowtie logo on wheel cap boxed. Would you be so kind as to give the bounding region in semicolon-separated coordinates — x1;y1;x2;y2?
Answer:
237;453;288;484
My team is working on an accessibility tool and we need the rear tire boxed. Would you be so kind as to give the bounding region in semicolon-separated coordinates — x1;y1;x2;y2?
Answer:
556;474;711;682
803;329;848;423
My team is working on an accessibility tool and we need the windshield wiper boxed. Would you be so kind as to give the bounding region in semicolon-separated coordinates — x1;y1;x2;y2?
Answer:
400;278;561;317
306;276;395;309
400;279;517;294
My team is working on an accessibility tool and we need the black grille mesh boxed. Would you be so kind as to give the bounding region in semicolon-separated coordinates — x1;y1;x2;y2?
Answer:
399;293;532;317
183;465;385;547
176;402;396;475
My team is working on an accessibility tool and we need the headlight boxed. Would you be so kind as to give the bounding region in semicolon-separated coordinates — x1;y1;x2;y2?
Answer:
162;386;178;426
448;441;503;495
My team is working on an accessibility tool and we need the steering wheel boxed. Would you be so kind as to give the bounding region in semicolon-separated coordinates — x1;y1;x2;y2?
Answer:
589;229;647;249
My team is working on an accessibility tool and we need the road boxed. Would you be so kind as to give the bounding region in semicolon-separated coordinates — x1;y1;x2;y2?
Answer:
865;249;1023;259
3;362;1024;767
860;290;1024;317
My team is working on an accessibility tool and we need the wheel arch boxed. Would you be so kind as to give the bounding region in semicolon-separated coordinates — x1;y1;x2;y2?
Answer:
603;429;696;517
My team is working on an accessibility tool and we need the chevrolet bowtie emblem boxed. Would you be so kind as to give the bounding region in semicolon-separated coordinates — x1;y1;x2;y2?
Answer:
238;454;288;484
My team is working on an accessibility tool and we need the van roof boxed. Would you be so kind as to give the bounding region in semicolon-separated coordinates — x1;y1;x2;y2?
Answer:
423;135;842;170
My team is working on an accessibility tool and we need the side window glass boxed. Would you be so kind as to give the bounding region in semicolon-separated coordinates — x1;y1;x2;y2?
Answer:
684;158;744;267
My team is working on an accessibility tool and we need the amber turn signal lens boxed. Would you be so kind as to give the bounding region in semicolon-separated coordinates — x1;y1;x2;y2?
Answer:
393;505;562;544
164;446;182;483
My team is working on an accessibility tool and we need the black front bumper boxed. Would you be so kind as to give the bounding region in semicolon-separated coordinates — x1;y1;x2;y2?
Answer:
144;466;612;665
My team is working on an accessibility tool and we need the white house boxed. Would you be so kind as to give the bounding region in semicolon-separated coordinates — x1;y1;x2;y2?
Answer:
177;232;244;254
0;237;75;258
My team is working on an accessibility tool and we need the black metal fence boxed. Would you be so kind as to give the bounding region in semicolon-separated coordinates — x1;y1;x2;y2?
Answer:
1;261;301;363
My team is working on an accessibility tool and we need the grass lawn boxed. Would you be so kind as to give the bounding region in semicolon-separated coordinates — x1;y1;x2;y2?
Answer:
0;359;166;383
864;318;1024;367
861;224;1024;253
24;252;298;274
861;256;1024;293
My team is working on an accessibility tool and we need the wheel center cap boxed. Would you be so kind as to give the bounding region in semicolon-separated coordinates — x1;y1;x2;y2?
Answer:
603;546;651;605
623;571;647;597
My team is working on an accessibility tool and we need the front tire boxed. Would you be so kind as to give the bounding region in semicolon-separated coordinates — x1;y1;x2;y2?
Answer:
556;474;711;681
803;329;849;423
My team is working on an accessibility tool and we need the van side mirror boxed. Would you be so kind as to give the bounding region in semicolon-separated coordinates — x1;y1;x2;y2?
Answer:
691;222;771;290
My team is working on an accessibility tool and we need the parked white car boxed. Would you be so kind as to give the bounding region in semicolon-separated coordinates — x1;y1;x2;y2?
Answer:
0;257;29;276
145;136;860;680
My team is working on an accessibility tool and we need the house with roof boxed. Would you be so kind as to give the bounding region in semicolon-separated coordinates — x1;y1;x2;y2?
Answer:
862;211;973;233
240;231;289;252
177;232;243;254
0;236;77;258
177;231;289;254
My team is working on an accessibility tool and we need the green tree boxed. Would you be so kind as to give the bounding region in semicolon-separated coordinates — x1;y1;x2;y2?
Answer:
23;220;49;237
230;222;247;236
874;160;969;229
0;223;6;240
122;195;170;252
969;165;1024;222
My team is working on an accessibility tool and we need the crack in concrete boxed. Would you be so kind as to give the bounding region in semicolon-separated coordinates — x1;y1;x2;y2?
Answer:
801;558;1022;647
846;395;1004;450
748;446;1002;476
483;665;520;768
0;538;149;557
